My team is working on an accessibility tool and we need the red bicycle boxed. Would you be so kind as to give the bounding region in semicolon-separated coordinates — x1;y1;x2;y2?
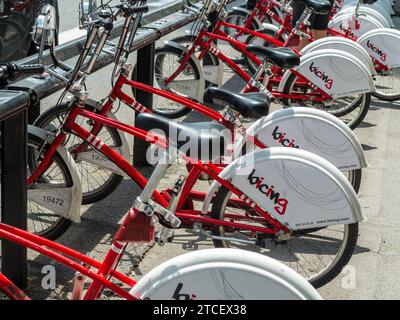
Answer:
0;76;321;300
25;1;365;288
0;218;323;300
34;0;363;221
225;0;400;101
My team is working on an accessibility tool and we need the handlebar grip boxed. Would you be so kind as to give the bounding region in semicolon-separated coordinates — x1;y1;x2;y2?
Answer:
18;64;45;75
132;5;149;14
0;63;44;80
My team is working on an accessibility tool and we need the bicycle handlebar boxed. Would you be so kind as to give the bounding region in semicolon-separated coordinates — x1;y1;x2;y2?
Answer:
0;63;44;81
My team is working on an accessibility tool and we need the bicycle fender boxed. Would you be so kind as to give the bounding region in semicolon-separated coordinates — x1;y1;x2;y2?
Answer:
204;148;366;230
357;28;400;68
277;49;375;99
28;125;82;223
328;11;384;40
162;41;206;102
234;107;367;171
231;7;263;30
301;37;376;76
131;248;322;300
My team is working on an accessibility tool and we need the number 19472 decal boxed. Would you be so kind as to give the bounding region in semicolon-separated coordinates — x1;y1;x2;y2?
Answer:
43;196;64;207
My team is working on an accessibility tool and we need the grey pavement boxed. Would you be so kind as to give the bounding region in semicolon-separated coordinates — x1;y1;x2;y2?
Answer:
6;1;400;299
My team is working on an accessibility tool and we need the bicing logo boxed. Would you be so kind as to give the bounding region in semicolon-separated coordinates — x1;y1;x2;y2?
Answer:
309;62;334;90
272;126;300;149
366;40;387;62
247;169;288;216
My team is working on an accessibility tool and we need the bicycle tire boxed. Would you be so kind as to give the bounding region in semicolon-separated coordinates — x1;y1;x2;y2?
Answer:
218;9;261;63
244;26;283;75
166;34;220;88
372;66;400;101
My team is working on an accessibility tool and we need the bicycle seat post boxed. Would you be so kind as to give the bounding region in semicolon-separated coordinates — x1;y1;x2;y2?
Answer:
139;151;171;204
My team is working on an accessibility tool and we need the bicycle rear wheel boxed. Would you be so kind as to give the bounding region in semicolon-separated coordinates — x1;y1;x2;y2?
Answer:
244;27;285;75
211;186;359;288
33;103;124;205
218;9;261;63
27;133;74;240
165;35;220;88
372;66;400;101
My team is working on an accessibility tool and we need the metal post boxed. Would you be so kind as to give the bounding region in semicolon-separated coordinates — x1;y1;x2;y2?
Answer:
133;43;155;166
1;110;28;289
28;101;40;125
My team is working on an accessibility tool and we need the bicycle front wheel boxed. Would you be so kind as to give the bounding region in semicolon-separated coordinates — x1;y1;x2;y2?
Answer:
152;46;203;118
211;187;359;288
33;103;124;205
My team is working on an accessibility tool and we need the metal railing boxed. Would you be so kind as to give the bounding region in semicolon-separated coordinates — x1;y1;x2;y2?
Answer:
0;90;32;288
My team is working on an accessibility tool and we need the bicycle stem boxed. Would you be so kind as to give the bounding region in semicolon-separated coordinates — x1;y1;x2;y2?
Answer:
73;28;111;90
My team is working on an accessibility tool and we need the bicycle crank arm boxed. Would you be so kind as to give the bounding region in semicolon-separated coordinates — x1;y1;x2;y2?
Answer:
193;224;257;245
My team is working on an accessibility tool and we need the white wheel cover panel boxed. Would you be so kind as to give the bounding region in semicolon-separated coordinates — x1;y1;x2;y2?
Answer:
358;28;400;68
301;37;376;75
296;49;375;98
219;148;365;230
329;13;384;40
243;107;367;171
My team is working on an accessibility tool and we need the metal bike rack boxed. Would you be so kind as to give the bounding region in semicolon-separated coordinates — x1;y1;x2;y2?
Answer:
0;90;32;288
0;1;199;289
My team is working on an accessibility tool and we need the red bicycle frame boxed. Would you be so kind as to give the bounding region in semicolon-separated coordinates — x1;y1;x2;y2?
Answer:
164;18;333;103
0;218;138;300
231;1;390;73
29;81;288;246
